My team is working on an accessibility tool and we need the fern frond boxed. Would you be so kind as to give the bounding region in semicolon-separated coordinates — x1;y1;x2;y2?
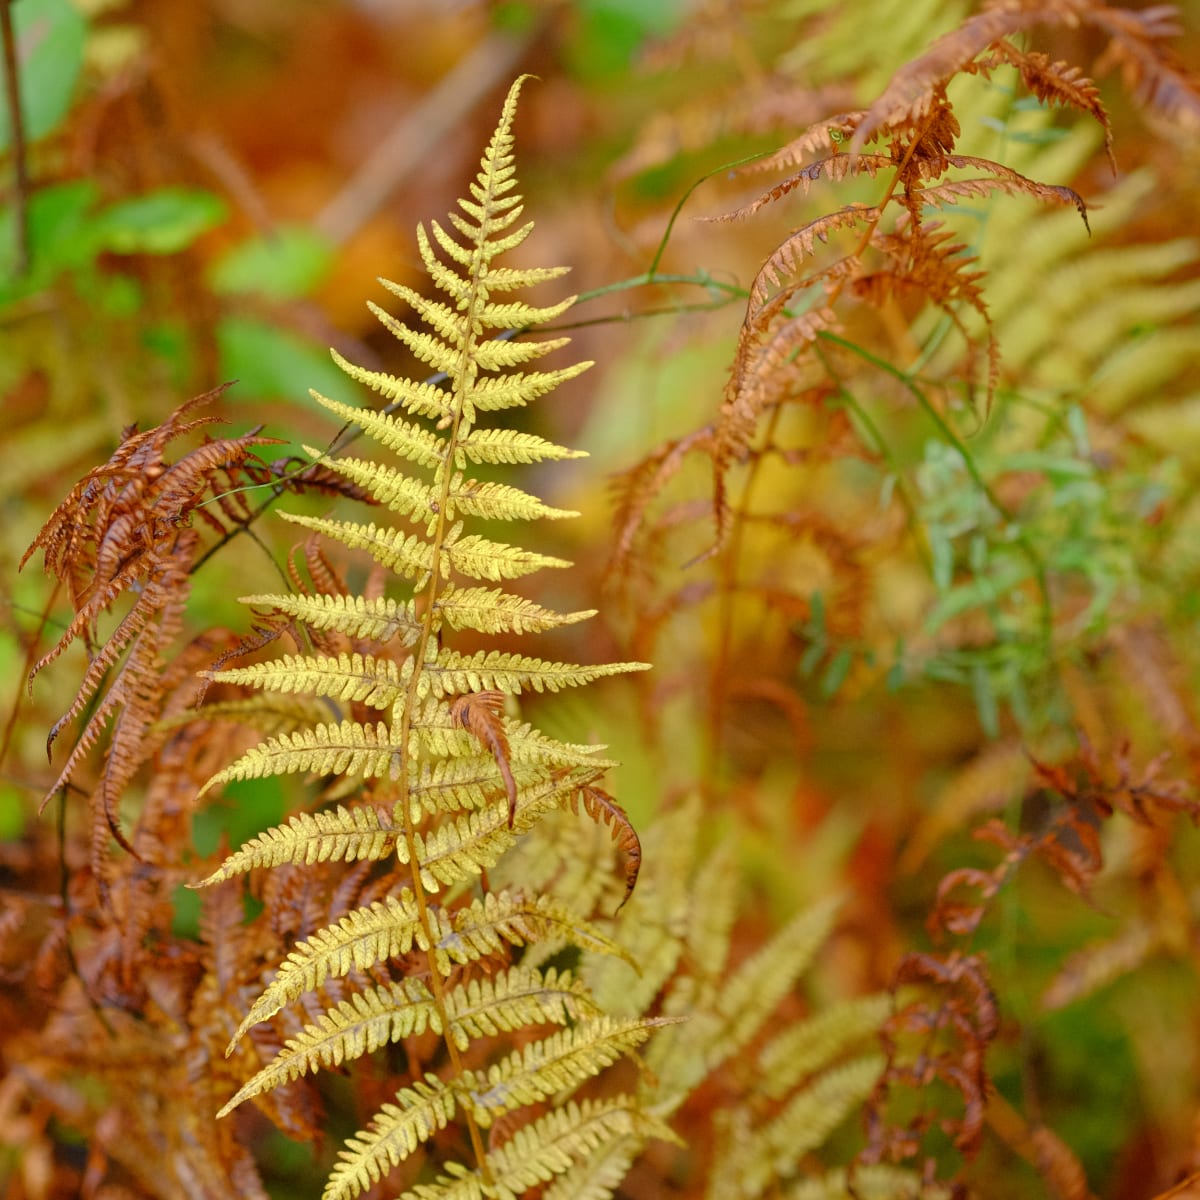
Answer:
324;1076;456;1200
443;965;602;1050
239;591;422;645
279;513;436;583
461;1017;664;1126
758;994;892;1099
429;889;635;975
435;584;594;635
420;649;648;700
228;891;424;1044
310;390;447;469
404;1098;672;1200
747;205;881;312
456;426;585;465
312;454;580;525
708;1056;885;1200
193;804;399;885
397;773;581;892
445;532;573;581
784;1164;950;1200
714;893;842;1062
200;723;398;791
325;350;454;423
208;652;405;710
218;979;441;1116
540;1134;642;1200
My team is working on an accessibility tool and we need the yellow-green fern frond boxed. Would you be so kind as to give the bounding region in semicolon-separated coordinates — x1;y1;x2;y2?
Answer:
419;649;649;699
310;389;447;468
783;1164;952;1200
758;994;893;1099
428;890;635;975
325;1076;457;1200
229;892;424;1044
540;1135;643;1200
707;1056;886;1200
210;652;405;710
396;776;580;892
456;426;585;465
193;804;399;885
218;979;442;1116
200;75;648;1200
442;965;603;1050
402;1099;674;1200
434;584;594;635
200;721;399;792
240;591;422;645
461;1017;666;1126
710;892;842;1064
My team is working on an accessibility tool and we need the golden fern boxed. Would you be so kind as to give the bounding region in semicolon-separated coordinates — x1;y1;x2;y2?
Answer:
193;76;659;1199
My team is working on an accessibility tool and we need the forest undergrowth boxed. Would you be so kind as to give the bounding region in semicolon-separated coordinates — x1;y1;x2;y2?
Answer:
2;2;1200;1198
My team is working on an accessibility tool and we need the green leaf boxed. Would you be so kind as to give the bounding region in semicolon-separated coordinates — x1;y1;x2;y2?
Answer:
0;180;97;302
210;225;334;299
0;0;86;150
217;315;355;402
92;188;228;254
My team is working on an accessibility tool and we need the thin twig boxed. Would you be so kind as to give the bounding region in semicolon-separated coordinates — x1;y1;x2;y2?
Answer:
314;29;537;245
1;0;31;275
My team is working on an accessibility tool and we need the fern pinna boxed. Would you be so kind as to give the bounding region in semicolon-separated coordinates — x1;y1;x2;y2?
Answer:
193;77;663;1199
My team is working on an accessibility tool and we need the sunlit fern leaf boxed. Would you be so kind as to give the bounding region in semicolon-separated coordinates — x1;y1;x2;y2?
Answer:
323;1076;457;1200
209;652;406;709
442;965;603;1051
193;805;399;885
310;389;447;468
199;74;650;1200
228;891;424;1045
434;585;595;635
304;451;580;526
238;591;423;645
712;892;842;1063
649;893;843;1103
455;426;586;465
428;890;636;976
395;774;590;892
402;1099;674;1200
461;1017;666;1127
418;650;649;699
539;1133;643;1200
218;979;443;1116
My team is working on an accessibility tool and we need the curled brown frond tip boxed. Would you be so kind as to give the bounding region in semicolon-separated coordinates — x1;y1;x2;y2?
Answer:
451;689;518;826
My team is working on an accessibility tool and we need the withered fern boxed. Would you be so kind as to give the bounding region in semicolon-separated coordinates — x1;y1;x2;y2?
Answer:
192;77;663;1199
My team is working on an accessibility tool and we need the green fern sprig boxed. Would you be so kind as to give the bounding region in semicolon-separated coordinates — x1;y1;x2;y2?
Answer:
194;75;655;1198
